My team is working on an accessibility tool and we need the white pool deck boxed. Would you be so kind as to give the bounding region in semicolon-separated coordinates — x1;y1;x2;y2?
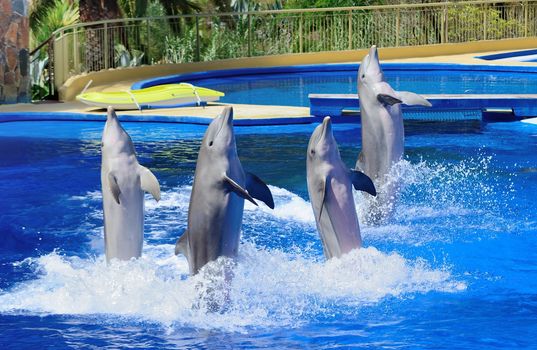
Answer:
2;49;537;123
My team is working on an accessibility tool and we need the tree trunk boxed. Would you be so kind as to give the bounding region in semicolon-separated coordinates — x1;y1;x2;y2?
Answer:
79;0;122;71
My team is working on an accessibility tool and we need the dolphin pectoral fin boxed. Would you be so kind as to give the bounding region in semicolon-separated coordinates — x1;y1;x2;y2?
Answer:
396;91;432;107
245;172;275;209
223;174;258;206
314;178;339;259
350;170;377;196
139;165;161;201
108;172;121;204
175;230;189;257
377;93;402;106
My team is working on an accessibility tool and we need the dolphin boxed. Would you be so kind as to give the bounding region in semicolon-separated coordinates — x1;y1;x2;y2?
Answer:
101;107;161;262
175;106;274;275
307;117;376;259
356;45;431;223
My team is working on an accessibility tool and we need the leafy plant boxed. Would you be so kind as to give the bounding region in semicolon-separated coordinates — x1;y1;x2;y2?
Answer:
163;30;197;63
448;4;523;42
115;44;145;67
202;22;248;60
118;0;149;18
30;57;50;100
31;0;79;47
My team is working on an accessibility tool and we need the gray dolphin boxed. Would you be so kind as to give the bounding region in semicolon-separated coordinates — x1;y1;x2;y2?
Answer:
101;107;161;262
307;117;376;259
356;45;431;222
175;106;274;275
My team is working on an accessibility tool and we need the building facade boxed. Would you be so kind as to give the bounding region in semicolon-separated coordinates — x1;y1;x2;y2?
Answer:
0;0;29;103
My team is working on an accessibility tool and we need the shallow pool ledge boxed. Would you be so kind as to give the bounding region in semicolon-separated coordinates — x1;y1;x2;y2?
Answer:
0;102;314;126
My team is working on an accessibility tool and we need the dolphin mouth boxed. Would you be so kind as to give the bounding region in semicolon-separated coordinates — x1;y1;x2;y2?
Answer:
369;45;378;64
318;116;333;145
361;45;383;82
214;107;233;139
363;46;378;73
106;106;117;121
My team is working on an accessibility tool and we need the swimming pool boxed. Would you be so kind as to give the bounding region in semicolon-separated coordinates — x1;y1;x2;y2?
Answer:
478;49;537;63
135;64;537;107
1;118;536;348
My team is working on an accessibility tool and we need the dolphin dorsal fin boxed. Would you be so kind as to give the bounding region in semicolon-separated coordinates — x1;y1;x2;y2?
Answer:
350;170;377;196
223;174;258;206
245;172;275;209
139;165;161;201
175;230;189;257
108;172;121;204
396;91;432;107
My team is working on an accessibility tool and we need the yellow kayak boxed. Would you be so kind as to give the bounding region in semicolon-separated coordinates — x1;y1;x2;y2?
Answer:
76;83;225;110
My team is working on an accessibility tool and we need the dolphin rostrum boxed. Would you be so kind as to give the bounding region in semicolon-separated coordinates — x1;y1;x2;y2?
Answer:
307;117;376;259
175;106;274;275
101;106;161;262
356;45;431;223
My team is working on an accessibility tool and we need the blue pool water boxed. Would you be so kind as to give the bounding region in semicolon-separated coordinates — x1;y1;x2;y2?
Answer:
1;119;536;348
139;64;537;107
478;49;537;63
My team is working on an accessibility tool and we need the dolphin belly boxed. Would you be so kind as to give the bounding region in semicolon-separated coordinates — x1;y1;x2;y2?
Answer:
102;170;145;261
186;182;245;275
317;176;362;259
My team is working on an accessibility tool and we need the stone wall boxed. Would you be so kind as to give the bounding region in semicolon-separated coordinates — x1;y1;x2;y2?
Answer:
0;0;29;104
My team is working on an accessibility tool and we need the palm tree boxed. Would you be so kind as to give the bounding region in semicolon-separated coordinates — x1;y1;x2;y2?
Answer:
30;0;79;47
79;0;123;70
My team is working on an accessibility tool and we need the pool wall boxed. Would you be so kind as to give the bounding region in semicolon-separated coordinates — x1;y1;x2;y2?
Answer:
0;111;321;126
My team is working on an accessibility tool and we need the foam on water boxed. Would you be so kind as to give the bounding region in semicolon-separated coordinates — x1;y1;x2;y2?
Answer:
4;157;511;331
0;243;463;332
356;156;516;245
244;186;315;224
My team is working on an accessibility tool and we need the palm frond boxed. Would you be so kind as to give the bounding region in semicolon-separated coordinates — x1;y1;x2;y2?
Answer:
31;0;79;47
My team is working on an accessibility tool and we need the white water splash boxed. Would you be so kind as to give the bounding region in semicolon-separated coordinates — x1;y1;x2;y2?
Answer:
354;156;515;244
0;243;464;332
244;186;315;224
12;158;509;331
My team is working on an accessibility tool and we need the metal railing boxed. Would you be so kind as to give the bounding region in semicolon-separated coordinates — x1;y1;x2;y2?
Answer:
29;0;537;96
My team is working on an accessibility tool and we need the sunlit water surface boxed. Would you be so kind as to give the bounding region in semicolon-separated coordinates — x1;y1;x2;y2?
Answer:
185;68;537;106
0;120;536;349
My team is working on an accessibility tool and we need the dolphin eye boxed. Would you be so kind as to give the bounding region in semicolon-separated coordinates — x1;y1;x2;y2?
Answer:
310;149;316;155
361;74;365;79
209;141;214;147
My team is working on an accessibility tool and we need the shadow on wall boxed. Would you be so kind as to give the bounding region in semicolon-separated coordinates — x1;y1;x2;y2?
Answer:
0;0;29;104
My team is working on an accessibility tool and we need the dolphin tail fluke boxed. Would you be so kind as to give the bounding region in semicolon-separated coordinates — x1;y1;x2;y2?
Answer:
139;165;161;201
245;172;275;209
350;169;377;196
223;174;258;206
395;91;432;107
107;172;121;204
175;230;189;257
